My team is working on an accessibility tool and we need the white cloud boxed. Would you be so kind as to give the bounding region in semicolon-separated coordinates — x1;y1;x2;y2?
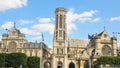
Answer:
0;0;27;11
67;8;99;23
67;23;77;33
66;8;99;33
1;21;14;29
91;18;100;23
110;16;120;22
19;20;32;25
38;18;51;23
20;28;40;35
80;10;98;17
30;17;55;34
32;23;54;34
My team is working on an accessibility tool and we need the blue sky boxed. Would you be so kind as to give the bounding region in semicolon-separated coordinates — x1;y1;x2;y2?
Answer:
0;0;120;47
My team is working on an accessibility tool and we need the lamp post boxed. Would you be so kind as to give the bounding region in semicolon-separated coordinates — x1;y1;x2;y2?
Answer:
3;52;5;68
3;48;8;68
113;32;120;44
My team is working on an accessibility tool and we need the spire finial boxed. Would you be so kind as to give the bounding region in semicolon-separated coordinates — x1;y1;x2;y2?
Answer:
14;22;16;28
104;26;106;31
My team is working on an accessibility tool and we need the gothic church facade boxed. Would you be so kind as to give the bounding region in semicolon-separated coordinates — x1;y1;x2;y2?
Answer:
0;7;118;68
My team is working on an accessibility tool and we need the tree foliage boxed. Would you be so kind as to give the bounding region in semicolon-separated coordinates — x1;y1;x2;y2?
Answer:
0;53;27;68
0;53;40;68
27;56;40;68
93;56;120;67
6;53;27;68
0;53;7;67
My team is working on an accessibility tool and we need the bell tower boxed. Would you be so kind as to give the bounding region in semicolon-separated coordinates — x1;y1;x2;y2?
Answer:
53;7;68;68
54;8;67;41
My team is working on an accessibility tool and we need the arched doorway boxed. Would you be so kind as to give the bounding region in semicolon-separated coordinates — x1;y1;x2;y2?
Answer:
84;60;89;68
58;61;62;68
44;62;51;68
69;62;75;68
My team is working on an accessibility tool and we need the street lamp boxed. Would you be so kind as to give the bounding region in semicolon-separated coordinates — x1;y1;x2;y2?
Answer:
3;48;8;68
112;32;120;42
113;32;120;36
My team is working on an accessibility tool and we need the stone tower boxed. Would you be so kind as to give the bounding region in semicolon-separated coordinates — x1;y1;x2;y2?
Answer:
53;7;68;68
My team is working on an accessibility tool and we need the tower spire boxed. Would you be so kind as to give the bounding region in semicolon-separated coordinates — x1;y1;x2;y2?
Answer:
14;22;16;28
104;26;106;31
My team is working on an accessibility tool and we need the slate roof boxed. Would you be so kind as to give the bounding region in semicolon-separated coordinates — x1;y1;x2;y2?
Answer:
23;42;45;49
68;39;89;48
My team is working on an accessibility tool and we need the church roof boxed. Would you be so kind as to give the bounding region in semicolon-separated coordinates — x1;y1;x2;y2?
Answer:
68;39;89;48
98;31;104;36
23;42;41;48
92;26;110;39
97;28;107;37
23;42;48;49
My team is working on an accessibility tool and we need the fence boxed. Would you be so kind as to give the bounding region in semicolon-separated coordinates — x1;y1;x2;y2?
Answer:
99;65;120;68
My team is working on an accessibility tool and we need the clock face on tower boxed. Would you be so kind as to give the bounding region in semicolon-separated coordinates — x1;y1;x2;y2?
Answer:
102;45;111;56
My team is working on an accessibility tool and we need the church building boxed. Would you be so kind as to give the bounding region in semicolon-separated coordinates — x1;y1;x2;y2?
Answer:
0;7;118;68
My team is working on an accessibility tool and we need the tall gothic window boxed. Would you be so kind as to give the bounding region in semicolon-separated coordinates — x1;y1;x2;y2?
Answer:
57;48;63;55
30;50;32;56
57;49;59;54
63;15;66;28
59;15;62;28
56;15;58;29
63;31;65;40
59;30;62;37
56;31;58;40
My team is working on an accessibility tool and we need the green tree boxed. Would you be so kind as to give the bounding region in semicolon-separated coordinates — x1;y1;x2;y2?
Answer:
27;56;40;68
6;53;27;68
93;56;120;67
0;53;7;67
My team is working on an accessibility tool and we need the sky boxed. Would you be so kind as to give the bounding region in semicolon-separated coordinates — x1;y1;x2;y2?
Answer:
0;0;120;47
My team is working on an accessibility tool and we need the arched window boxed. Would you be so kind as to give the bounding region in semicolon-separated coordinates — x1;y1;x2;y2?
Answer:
8;41;17;53
58;61;62;68
91;49;95;56
57;48;63;55
56;15;58;29
69;62;75;68
102;45;112;56
59;15;62;28
44;62;51;68
59;30;62;37
30;50;33;56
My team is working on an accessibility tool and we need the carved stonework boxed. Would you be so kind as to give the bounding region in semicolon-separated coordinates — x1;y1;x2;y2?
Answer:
102;45;112;56
8;41;17;53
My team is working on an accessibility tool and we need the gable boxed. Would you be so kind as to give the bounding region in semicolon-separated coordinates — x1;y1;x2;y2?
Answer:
99;31;111;40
